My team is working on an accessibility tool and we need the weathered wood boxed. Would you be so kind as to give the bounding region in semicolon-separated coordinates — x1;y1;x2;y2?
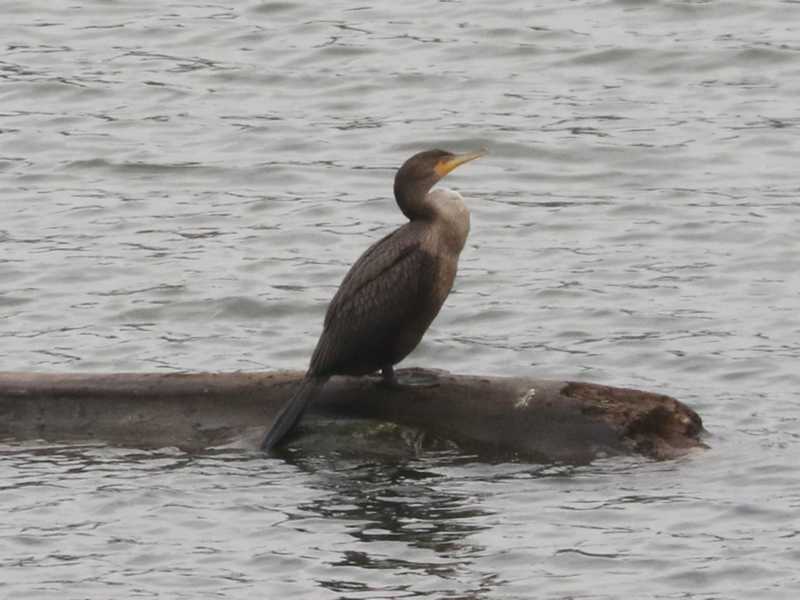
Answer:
0;368;705;462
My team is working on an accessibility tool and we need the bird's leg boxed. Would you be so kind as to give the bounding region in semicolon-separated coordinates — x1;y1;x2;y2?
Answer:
380;365;399;388
378;365;440;389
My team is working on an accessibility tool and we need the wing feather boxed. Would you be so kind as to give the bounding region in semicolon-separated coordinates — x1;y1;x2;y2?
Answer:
310;226;436;375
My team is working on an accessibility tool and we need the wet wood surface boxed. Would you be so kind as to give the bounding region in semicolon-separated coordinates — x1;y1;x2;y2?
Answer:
0;368;705;462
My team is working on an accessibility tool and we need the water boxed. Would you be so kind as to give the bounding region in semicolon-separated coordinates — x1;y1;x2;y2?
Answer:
2;0;799;597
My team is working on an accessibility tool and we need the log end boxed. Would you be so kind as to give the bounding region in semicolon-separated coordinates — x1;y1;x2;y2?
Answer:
561;381;706;459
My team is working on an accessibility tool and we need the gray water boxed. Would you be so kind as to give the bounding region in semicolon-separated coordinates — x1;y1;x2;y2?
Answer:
2;0;799;597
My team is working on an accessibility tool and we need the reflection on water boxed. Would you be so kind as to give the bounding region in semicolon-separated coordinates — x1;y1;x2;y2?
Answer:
2;428;798;598
297;458;493;596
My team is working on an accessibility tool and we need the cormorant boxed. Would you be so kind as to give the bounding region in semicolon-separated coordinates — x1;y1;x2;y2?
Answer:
261;148;485;450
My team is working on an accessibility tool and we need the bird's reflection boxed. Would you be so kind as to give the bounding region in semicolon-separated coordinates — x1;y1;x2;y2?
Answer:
287;450;498;597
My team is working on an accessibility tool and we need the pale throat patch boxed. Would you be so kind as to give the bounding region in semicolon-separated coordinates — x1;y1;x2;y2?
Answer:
428;187;470;220
428;187;470;249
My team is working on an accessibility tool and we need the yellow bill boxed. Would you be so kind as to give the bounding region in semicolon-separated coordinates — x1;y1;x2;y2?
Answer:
434;149;486;178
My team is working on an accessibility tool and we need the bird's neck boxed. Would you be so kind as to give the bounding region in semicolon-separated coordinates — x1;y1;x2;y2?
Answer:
394;179;435;220
424;188;471;254
395;184;470;253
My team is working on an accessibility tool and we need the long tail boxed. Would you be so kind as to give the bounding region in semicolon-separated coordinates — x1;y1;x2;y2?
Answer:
261;374;328;451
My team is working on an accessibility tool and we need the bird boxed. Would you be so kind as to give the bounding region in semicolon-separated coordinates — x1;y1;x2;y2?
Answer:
261;148;485;451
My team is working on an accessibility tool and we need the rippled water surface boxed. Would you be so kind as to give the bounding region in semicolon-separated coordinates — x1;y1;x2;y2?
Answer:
2;1;799;598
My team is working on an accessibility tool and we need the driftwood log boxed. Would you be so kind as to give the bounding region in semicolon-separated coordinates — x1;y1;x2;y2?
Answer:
0;368;704;462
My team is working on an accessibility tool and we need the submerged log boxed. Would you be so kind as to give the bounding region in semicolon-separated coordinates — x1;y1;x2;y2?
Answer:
0;369;704;462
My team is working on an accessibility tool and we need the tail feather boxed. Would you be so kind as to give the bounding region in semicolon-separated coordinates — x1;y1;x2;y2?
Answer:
261;375;327;451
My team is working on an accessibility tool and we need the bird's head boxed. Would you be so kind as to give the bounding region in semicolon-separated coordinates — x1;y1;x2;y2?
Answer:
394;148;485;218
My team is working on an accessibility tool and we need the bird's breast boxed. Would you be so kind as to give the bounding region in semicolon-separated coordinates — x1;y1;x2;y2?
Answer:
417;226;464;311
430;253;459;309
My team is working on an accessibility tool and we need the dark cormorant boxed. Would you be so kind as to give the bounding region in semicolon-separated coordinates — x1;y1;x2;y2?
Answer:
261;149;485;451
